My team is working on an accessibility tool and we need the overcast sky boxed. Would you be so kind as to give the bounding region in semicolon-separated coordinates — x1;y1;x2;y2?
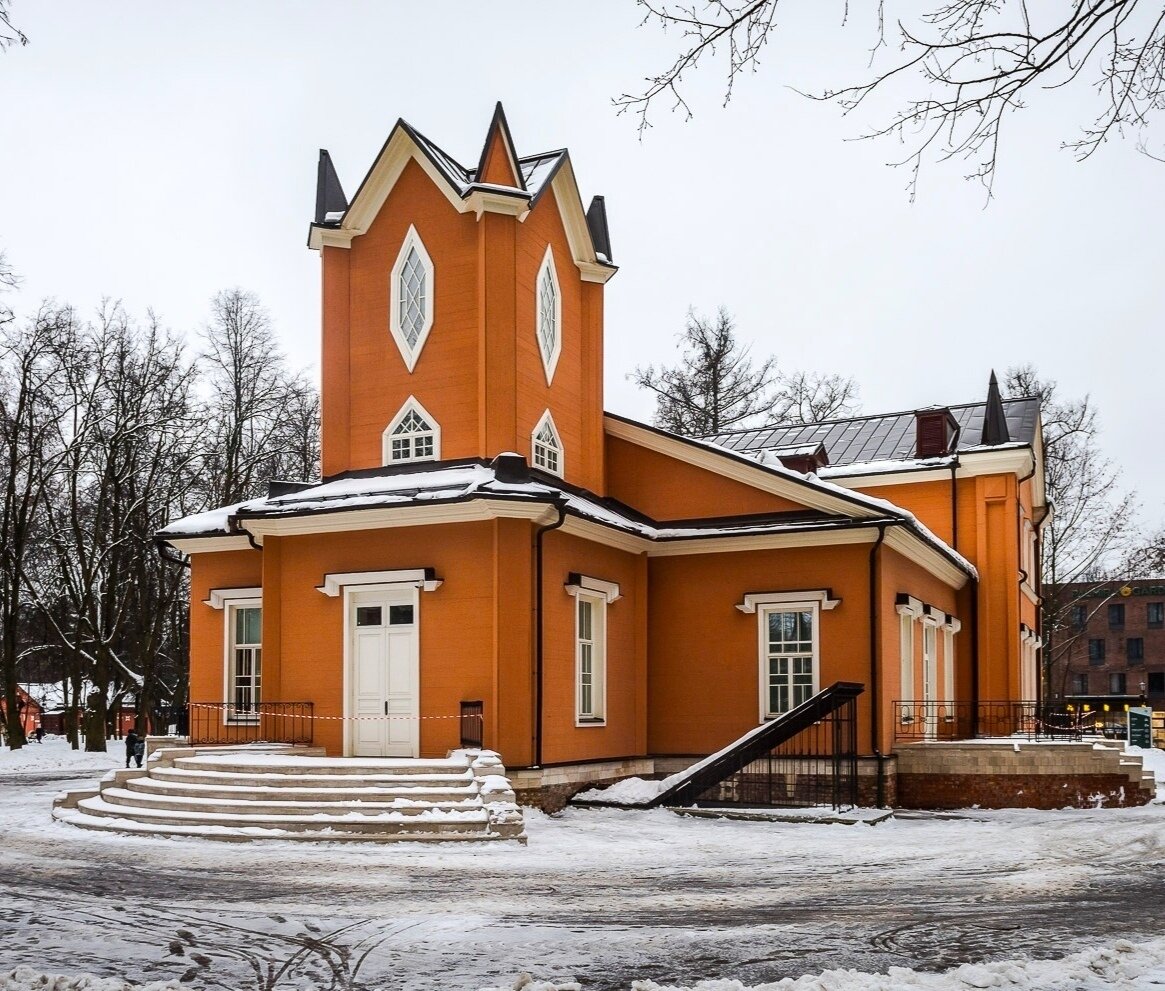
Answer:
2;3;1161;524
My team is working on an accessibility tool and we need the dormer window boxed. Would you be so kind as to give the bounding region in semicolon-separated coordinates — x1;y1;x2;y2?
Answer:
384;396;440;464
536;246;561;384
531;410;563;477
389;225;434;372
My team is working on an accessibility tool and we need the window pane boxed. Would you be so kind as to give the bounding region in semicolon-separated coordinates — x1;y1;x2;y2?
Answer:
389;604;414;626
356;606;382;627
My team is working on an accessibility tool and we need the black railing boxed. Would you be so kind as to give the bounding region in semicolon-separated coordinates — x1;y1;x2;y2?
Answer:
654;682;864;811
460;700;484;749
892;700;1086;743
187;702;314;746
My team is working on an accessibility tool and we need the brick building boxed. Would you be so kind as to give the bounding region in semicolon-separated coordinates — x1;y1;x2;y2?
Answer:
1047;580;1165;713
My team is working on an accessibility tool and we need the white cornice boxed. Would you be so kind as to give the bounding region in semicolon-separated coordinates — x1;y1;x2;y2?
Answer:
317;569;442;597
165;535;252;554
736;590;841;614
647;527;879;557
828;447;1035;490
603;416;881;520
883;528;970;589
238;499;553;539
564;574;622;603
465;188;530;220
204;587;262;609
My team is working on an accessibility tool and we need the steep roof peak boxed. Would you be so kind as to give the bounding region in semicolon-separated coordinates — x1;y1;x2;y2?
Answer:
981;370;1011;446
476;102;526;191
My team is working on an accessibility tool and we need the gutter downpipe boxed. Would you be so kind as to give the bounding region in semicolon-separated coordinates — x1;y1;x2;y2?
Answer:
533;499;568;769
1016;455;1039;710
869;522;888;808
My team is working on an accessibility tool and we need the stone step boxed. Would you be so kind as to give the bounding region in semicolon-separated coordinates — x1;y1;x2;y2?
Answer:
53;807;524;843
148;766;476;789
76;794;492;833
171;754;473;776
101;786;483;817
126;775;479;802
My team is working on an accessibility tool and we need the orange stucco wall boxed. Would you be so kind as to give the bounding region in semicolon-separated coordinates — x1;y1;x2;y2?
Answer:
605;436;805;520
188;549;264;704
320;158;605;493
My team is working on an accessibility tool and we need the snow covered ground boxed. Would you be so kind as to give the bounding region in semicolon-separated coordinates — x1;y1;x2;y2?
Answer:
2;738;1164;991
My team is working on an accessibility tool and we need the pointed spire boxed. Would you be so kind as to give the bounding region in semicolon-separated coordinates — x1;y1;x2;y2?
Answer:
981;370;1011;446
586;195;612;262
475;101;525;190
314;150;348;224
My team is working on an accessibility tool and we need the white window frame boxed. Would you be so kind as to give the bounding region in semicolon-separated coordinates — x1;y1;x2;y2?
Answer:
389;224;435;373
531;409;564;477
896;597;922;721
224;598;262;724
758;603;820;722
535;245;562;385
575;592;606;725
382;395;441;465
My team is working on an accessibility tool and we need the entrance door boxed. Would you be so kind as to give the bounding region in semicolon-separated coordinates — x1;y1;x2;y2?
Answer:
348;588;419;757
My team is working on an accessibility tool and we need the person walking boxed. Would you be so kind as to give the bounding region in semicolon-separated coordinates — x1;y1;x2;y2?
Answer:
125;730;144;769
34;725;44;743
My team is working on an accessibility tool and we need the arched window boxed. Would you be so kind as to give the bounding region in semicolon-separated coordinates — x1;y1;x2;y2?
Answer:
531;409;563;477
389;225;434;372
383;396;440;465
535;246;561;384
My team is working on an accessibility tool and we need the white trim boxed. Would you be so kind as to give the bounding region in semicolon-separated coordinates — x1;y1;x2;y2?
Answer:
574;591;607;726
383;395;441;464
535;246;562;385
166;535;252;554
883;527;971;589
646;527;879;557
465;188;530;220
565;574;621;603
343;583;420;757
204;587;263;610
899;611;915;717
757;602;821;722
827;447;1036;488
549;160;618;284
532;409;564;478
895;596;924;619
942;625;955;703
318;569;442;597
736;590;840;614
389;225;435;373
603;415;882;520
223;598;262;725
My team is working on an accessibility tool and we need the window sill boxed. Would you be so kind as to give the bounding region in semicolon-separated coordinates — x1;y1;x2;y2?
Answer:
575;718;606;728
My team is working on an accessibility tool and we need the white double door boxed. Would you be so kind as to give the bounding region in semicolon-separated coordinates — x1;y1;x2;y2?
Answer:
348;587;419;757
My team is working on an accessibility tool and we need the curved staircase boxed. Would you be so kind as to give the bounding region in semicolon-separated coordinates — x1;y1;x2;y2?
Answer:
53;745;526;843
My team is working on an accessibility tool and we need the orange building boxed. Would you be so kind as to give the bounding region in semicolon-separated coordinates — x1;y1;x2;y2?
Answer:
160;106;1047;806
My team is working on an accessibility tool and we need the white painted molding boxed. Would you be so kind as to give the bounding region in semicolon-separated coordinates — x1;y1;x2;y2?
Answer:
204;587;263;610
166;535;252;554
535;246;562;386
317;569;442;598
736;590;840;614
389;225;435;373
895;596;924;619
565;574;622;603
382;394;441;465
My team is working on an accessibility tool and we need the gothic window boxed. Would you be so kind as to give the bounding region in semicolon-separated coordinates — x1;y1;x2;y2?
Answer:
389;226;434;372
531;410;563;477
535;246;561;384
383;397;440;465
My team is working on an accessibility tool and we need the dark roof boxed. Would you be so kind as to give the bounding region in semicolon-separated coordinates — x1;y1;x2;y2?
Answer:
705;397;1040;468
586;195;612;262
314;150;348;225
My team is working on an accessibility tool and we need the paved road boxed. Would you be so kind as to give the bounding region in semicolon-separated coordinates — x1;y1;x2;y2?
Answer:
1;771;1161;990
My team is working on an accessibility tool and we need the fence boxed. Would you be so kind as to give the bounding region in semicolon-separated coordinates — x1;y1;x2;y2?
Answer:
187;702;314;746
892;700;1087;743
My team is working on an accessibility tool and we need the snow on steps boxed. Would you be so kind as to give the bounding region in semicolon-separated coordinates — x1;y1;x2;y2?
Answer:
53;745;526;843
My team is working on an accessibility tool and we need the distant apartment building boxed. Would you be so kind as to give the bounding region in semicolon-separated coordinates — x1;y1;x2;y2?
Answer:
1048;580;1165;708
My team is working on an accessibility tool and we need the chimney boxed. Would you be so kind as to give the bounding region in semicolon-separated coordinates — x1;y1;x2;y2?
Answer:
777;443;830;475
491;452;530;484
915;408;959;459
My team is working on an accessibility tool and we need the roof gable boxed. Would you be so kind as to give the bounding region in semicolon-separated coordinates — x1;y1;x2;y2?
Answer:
476;102;525;190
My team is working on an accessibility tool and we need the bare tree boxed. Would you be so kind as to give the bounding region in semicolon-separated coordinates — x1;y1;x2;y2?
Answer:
772;369;860;424
0;307;79;749
199;289;318;505
1004;365;1139;697
632;307;781;434
618;2;1165;196
632;306;859;435
0;0;26;51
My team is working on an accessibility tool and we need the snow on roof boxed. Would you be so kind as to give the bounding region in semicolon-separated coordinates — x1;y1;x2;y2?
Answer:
159;456;975;580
